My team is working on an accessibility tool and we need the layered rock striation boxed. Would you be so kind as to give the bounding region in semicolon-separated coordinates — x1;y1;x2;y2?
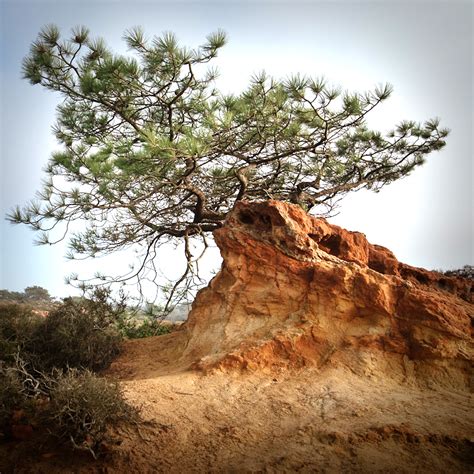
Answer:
182;201;473;387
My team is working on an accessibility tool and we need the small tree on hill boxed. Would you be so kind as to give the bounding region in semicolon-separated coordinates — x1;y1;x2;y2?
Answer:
24;285;51;301
9;25;449;311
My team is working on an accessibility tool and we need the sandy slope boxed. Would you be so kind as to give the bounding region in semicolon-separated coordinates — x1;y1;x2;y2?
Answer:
3;331;471;473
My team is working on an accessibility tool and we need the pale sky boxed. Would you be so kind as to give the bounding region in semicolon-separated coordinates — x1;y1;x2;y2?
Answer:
1;0;472;298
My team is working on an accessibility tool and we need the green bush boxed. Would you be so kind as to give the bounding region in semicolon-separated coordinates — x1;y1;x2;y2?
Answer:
1;292;123;372
31;289;123;371
0;303;42;363
117;314;172;339
46;368;138;457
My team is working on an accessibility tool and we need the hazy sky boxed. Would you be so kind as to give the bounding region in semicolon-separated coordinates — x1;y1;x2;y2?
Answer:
1;0;472;297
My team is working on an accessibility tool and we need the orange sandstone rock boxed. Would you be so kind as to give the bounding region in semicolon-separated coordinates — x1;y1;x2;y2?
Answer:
182;200;473;387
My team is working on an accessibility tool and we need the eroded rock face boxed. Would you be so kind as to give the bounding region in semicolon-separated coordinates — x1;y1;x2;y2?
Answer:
182;201;473;387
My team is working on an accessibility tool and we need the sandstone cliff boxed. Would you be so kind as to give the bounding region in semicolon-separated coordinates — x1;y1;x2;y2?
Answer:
183;200;473;388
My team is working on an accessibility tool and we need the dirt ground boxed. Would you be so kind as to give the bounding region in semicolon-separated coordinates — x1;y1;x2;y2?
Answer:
1;331;473;473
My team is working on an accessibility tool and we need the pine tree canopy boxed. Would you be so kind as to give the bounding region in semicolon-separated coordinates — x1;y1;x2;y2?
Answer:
9;25;449;309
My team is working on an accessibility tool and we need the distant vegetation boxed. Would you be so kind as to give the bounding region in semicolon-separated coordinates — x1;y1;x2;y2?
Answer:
442;265;474;280
0;286;56;310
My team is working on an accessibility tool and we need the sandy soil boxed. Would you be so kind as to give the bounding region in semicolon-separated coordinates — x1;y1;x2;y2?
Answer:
1;331;473;473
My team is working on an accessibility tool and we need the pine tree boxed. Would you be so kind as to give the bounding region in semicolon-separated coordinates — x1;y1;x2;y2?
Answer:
9;25;449;310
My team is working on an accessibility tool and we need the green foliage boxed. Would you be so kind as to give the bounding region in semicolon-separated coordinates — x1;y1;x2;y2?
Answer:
0;303;42;364
31;290;123;371
117;314;172;339
0;289;124;372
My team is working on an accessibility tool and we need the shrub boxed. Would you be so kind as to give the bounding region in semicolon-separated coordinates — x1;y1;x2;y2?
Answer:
46;368;138;457
0;360;140;458
117;314;172;339
0;303;42;363
0;290;140;458
0;355;50;436
0;364;25;430
1;292;126;372
31;290;123;371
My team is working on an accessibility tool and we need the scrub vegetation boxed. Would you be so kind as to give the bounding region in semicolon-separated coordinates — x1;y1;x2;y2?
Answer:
0;290;140;458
